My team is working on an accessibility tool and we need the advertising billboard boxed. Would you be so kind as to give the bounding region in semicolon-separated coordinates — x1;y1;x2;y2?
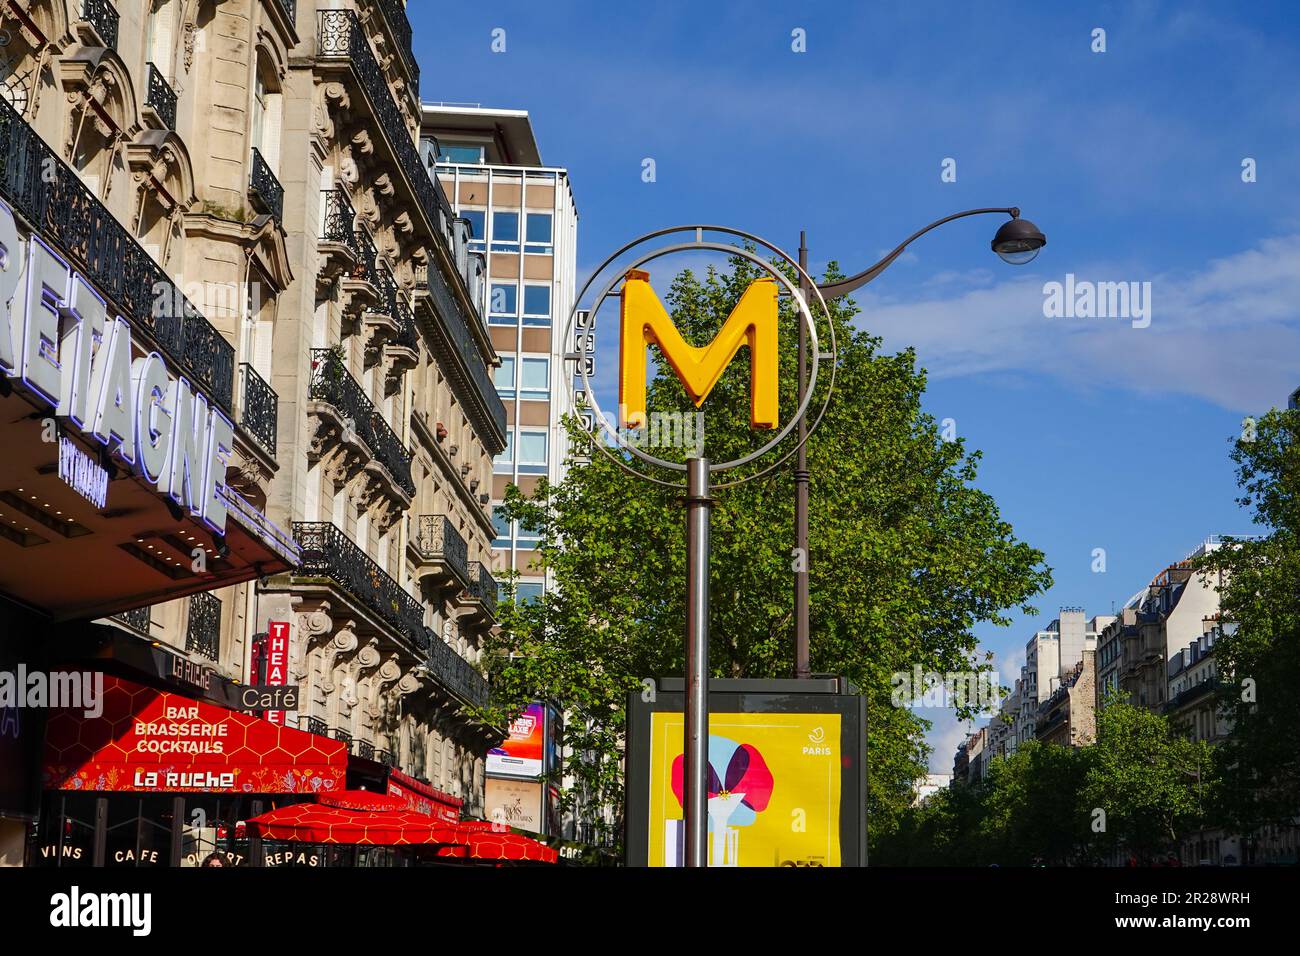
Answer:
626;677;865;867
485;777;545;834
486;702;545;777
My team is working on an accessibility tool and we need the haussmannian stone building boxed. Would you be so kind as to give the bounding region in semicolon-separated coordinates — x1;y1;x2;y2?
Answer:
0;0;507;864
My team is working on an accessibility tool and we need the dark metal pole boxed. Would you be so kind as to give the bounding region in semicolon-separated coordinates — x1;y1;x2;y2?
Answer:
684;456;712;866
795;233;811;679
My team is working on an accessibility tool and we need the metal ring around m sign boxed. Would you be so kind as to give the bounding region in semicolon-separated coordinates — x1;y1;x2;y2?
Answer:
565;225;836;489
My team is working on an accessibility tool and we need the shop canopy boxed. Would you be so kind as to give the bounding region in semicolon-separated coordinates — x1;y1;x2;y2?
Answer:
42;673;348;794
246;792;557;863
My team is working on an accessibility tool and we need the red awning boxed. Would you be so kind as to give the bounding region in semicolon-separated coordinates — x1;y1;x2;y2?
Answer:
42;674;347;794
245;801;466;846
245;799;557;862
433;830;559;864
386;768;462;823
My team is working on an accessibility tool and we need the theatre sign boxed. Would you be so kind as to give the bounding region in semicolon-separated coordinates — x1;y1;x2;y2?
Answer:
0;106;298;622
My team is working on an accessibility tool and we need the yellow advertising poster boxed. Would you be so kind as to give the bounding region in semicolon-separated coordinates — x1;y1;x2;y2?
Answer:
648;711;841;867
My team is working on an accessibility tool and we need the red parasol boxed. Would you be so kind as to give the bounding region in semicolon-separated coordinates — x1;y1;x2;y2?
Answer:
245;796;557;862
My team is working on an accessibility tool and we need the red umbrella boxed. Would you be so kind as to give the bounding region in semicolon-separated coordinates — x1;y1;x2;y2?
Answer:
435;830;558;863
245;794;557;862
245;800;465;846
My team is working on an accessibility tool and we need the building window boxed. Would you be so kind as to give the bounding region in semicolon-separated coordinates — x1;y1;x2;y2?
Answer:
491;505;511;549
440;143;485;165
493;429;514;473
491;210;519;252
489;282;517;324
494;355;516;397
519;357;549;399
462;208;486;248
522;285;551;326
525;212;553;253
517;428;548;474
505;581;545;606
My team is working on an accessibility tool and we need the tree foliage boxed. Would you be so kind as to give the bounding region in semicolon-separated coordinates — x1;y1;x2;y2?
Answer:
1195;406;1300;830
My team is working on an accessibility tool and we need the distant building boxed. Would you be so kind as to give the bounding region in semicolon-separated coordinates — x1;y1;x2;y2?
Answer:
1036;650;1097;747
912;773;953;806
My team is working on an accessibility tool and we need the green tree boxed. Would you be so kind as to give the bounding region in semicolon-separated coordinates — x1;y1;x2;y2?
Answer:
980;740;1092;865
485;254;1051;846
1195;406;1300;835
1081;699;1212;862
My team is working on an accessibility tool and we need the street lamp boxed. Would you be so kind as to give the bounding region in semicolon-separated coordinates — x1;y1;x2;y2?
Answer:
792;207;1046;678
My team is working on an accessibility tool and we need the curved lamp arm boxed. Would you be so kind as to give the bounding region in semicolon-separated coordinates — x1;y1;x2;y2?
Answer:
815;207;1020;299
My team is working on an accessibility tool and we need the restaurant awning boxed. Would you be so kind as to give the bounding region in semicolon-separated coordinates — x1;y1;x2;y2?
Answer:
246;793;557;862
42;673;348;794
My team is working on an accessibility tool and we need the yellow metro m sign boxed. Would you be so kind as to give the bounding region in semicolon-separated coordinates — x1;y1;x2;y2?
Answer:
618;269;779;430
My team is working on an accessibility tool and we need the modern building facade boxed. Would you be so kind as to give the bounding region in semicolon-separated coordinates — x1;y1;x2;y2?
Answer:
420;104;578;606
0;0;507;867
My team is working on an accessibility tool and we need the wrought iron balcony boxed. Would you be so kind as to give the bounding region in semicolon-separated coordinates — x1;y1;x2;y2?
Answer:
81;0;119;49
238;363;278;457
186;592;221;661
426;627;490;709
321;186;357;249
145;63;177;130
308;349;415;495
112;605;151;635
467;561;498;621
412;514;470;585
293;521;429;653
357;740;375;761
306;716;328;737
375;749;395;768
272;0;297;26
249;148;284;224
0;96;234;410
375;0;420;94
316;9;503;454
334;727;353;752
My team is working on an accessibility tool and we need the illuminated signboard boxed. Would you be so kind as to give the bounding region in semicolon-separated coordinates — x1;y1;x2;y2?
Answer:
625;678;866;867
486;701;545;777
0;199;234;534
57;434;108;509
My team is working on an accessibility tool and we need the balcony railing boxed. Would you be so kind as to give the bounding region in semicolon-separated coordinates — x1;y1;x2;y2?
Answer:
293;521;428;653
81;0;119;48
186;592;221;661
413;514;469;582
375;0;419;94
426;628;490;709
375;749;395;768
416;259;506;444
306;716;328;737
238;363;278;456
145;63;177;130
468;561;498;620
272;0;297;26
321;186;357;250
112;605;151;635
308;349;415;495
249;148;284;224
334;727;353;752
357;740;375;761
316;9;503;454
0;96;234;410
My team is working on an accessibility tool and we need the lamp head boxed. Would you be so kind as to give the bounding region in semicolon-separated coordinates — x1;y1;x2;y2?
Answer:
991;213;1046;265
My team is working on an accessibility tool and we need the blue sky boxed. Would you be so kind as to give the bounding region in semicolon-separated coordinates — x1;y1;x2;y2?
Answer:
411;1;1300;769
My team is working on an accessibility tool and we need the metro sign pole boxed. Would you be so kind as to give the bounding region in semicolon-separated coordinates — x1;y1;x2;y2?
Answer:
569;226;834;867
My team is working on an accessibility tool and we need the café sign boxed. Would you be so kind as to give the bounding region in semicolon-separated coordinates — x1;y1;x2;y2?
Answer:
0;199;234;534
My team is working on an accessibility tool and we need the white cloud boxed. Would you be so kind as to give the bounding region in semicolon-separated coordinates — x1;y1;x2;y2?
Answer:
854;235;1300;412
